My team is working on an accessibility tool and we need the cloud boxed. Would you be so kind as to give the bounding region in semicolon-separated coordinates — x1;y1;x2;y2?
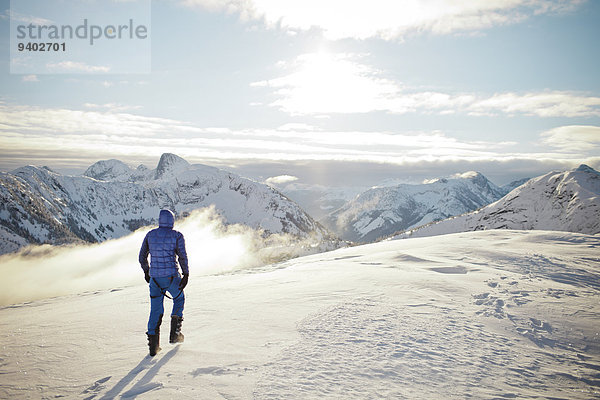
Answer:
277;123;317;131
21;75;39;82
46;61;111;73
0;208;326;306
253;52;400;115
468;92;600;118
5;10;54;25
83;103;144;112
0;104;196;138
181;0;585;40
265;175;299;185
253;52;600;117
234;158;599;189
541;125;600;152
0;103;597;183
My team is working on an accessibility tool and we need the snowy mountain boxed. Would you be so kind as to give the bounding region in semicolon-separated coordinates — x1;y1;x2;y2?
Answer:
322;171;507;243
0;153;332;254
1;230;599;398
83;159;148;182
501;177;531;193
400;164;600;238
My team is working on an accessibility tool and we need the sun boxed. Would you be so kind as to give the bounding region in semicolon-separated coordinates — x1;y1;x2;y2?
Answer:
273;50;396;115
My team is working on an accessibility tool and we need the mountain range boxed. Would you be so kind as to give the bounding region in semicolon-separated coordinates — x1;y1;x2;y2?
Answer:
395;164;600;239
2;155;598;255
0;153;331;255
319;171;520;242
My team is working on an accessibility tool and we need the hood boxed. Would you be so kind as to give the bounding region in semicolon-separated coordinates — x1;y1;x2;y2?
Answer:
158;209;175;228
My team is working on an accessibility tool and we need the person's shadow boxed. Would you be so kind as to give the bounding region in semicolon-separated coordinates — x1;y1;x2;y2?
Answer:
98;346;180;399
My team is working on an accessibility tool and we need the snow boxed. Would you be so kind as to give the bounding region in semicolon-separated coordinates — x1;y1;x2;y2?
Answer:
0;229;599;399
0;226;29;254
154;153;191;180
0;154;331;254
400;165;600;239
83;159;136;182
323;171;507;242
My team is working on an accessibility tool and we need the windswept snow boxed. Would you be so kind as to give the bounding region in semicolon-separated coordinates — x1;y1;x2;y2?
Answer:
0;230;599;399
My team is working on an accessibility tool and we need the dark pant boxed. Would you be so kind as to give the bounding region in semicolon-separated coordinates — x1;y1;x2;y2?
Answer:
147;275;185;335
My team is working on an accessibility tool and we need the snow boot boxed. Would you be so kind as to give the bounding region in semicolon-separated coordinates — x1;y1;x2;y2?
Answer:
169;315;184;343
147;333;161;356
147;314;163;356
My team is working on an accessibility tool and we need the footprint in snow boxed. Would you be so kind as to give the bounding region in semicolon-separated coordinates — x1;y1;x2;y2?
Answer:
81;376;111;398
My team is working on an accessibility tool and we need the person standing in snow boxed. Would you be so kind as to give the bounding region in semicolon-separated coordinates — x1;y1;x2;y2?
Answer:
139;209;189;356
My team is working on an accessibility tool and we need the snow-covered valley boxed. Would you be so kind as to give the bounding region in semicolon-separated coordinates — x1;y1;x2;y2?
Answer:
0;230;598;399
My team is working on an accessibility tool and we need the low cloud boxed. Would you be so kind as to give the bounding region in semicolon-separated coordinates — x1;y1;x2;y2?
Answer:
0;102;506;169
1;103;597;182
0;208;328;306
265;175;299;185
232;158;597;188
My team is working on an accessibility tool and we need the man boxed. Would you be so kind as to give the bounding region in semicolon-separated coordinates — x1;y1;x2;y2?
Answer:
139;209;189;356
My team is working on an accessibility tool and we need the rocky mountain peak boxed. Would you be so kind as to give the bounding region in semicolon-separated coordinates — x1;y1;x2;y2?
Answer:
154;153;190;180
576;164;599;176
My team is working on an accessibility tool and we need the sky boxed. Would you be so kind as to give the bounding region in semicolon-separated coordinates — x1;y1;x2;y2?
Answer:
0;0;599;187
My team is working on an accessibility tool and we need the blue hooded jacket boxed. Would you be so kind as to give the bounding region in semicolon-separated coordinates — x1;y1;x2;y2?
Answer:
139;209;189;278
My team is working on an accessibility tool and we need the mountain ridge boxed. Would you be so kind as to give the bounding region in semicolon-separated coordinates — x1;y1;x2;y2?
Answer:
0;154;333;255
395;164;600;238
321;170;509;242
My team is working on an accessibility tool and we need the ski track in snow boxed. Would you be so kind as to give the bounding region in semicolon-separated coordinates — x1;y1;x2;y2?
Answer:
0;230;599;399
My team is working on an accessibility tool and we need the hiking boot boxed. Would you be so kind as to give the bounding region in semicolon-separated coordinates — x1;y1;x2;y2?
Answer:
169;315;184;343
147;333;161;356
147;314;163;356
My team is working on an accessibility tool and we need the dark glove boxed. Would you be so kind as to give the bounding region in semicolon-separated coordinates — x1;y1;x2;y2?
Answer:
179;274;189;290
144;270;150;283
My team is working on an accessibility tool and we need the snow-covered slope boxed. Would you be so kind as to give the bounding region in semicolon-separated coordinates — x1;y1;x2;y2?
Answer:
400;165;600;238
0;230;598;399
0;153;332;254
323;171;506;242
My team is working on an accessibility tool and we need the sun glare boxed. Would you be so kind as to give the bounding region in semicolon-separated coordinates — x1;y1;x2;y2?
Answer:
273;51;397;115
